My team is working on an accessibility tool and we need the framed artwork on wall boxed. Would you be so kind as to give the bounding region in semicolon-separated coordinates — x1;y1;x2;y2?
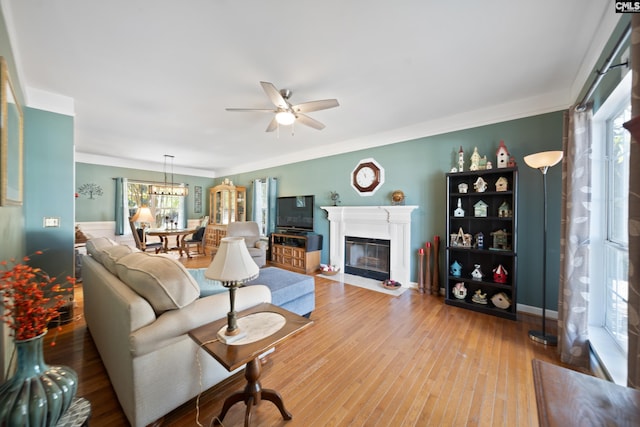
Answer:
0;57;24;206
194;185;202;213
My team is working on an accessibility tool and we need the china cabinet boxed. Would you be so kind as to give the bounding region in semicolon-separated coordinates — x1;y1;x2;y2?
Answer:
204;183;246;253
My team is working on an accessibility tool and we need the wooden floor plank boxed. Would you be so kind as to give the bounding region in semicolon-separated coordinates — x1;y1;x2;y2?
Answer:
40;256;568;426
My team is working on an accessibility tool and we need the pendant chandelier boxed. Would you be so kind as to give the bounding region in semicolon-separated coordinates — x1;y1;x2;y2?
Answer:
149;154;189;196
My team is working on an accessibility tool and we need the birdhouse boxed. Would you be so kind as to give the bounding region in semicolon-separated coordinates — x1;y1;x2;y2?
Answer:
450;260;463;277
491;292;511;309
491;229;511;250
454;198;465;217
495;176;508;192
471;264;484;281
473;200;488;217
493;264;508;283
498;201;512;218
458;182;468;193
458;146;465;172
470;147;481;171
473;177;488;192
496;140;510;168
452;282;467;299
474;232;484;249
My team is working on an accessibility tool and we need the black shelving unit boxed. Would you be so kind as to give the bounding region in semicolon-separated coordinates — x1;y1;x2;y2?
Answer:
445;167;518;320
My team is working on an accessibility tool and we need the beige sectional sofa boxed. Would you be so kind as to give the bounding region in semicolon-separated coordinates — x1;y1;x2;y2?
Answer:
82;237;271;427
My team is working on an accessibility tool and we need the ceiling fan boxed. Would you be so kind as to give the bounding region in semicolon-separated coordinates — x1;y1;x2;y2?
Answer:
226;81;339;132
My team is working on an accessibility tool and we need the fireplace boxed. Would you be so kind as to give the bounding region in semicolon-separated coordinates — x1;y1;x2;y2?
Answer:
344;236;390;281
321;205;417;286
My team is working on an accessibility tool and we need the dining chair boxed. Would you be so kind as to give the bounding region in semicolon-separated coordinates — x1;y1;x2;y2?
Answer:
129;219;163;253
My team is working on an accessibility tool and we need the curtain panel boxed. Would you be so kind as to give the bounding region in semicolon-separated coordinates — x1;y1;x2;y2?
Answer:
558;107;592;368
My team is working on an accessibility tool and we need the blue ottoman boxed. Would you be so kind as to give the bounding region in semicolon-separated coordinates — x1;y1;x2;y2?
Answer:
246;267;315;317
189;266;315;317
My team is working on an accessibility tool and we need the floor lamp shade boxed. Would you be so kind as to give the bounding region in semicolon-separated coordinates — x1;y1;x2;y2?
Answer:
524;150;563;346
205;237;259;342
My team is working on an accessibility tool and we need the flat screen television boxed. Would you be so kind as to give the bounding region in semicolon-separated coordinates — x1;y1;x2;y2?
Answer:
276;195;315;232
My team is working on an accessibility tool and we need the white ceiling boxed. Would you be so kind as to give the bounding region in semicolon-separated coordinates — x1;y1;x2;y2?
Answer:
2;1;617;177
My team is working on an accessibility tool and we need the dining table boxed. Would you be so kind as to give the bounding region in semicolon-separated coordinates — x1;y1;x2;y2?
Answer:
146;228;197;258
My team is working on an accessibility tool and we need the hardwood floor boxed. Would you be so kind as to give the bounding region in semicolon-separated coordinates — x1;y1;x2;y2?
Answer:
43;255;564;426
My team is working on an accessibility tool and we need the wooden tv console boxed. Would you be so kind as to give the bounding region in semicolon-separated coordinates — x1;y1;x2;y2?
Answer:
270;232;323;274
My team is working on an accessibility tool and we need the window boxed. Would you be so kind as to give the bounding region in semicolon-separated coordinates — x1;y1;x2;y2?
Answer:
604;101;630;353
127;181;185;228
590;71;630;385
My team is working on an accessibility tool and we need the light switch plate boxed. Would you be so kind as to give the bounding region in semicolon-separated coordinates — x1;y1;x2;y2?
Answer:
43;217;61;228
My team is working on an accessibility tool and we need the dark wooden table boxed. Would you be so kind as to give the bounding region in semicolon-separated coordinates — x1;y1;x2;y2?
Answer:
532;359;640;427
147;228;196;257
189;303;313;426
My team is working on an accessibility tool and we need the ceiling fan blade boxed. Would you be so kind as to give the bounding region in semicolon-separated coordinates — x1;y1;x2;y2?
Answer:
225;108;274;113
292;99;339;113
265;117;278;132
260;81;288;109
296;113;325;130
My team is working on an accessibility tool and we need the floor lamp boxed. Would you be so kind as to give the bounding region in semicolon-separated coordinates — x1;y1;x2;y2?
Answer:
524;150;563;346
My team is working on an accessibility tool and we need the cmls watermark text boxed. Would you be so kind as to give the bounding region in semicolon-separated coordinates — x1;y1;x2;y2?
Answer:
616;1;640;12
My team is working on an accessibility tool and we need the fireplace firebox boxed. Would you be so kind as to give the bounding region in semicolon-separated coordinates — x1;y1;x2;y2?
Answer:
344;236;390;281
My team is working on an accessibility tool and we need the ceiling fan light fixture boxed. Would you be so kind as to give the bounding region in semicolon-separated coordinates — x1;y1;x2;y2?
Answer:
275;111;295;125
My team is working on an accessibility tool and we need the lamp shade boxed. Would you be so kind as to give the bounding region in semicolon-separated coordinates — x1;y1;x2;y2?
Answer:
275;111;295;125
131;206;155;224
523;151;563;169
205;237;259;283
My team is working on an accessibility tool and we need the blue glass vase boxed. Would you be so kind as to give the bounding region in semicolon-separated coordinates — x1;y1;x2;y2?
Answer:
0;332;78;426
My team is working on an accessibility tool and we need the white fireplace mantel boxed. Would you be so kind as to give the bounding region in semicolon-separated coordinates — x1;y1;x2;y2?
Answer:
321;205;418;287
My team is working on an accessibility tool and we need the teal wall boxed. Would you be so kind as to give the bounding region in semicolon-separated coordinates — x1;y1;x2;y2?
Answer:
211;111;564;310
24;108;75;287
75;163;215;222
75;112;563;309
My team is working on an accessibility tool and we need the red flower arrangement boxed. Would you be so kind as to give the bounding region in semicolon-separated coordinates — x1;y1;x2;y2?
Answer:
0;251;75;341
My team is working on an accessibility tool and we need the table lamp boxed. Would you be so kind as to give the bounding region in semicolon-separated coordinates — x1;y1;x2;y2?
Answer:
205;237;259;343
131;206;155;244
523;150;563;346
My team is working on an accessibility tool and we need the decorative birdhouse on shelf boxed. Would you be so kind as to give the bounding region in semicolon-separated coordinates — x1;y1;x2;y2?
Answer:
472;289;488;304
458;146;465;172
495;176;508;192
496;140;510;168
450;260;463;277
471;264;484;281
454;198;465;217
451;227;472;247
498;201;512;218
473;177;488;192
452;282;467;299
474;232;484;249
491;292;511;309
493;264;508;283
491;229;511;250
470;147;481;171
458;182;468;193
473;200;488;217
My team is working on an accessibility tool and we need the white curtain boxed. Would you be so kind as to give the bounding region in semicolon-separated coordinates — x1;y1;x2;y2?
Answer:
558;107;592;368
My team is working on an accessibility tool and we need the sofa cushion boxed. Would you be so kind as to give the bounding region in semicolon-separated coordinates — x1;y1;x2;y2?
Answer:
100;245;140;275
187;268;227;297
86;237;118;264
115;252;200;314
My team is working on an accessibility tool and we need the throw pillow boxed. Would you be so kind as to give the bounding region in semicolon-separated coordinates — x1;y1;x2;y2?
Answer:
100;245;140;275
187;268;227;297
85;237;118;264
115;252;200;314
